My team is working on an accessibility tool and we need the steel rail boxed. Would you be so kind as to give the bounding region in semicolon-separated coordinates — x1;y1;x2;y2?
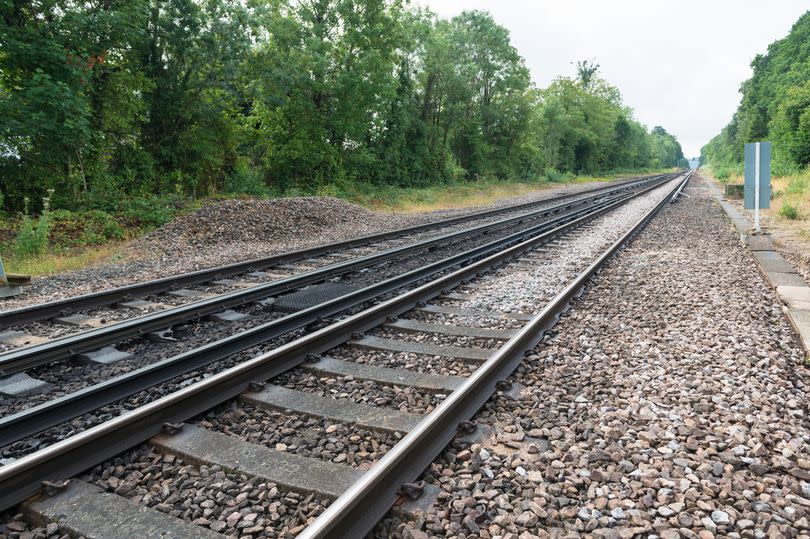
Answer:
298;171;692;538
0;178;667;447
0;175;670;375
0;173;685;512
0;174;667;329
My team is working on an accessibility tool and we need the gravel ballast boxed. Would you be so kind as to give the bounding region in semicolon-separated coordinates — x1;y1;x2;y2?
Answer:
0;182;621;311
379;175;810;538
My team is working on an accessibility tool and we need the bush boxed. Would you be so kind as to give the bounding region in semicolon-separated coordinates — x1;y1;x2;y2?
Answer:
544;168;573;182
48;209;127;248
779;202;800;220
120;195;181;229
223;164;269;197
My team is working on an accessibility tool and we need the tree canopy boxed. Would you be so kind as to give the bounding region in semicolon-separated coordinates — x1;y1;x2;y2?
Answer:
0;0;686;212
701;10;810;176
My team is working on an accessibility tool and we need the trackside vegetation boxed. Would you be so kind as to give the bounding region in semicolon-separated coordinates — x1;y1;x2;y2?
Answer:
701;11;810;178
701;10;810;227
1;2;686;216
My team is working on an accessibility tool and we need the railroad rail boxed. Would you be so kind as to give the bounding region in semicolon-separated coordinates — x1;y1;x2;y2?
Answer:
0;173;670;330
0;174;671;378
0;172;690;539
0;174;673;449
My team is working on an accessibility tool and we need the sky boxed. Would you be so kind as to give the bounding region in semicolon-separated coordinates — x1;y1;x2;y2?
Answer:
417;0;809;158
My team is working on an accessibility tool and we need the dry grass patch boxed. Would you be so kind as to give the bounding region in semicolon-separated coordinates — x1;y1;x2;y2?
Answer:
4;243;126;277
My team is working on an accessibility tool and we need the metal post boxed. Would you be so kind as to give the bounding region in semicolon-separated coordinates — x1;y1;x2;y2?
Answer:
754;142;761;233
0;254;6;287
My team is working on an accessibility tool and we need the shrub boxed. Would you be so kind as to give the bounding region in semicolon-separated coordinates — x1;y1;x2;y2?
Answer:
779;202;800;220
714;167;731;181
46;209;127;248
121;195;180;229
223;165;269;197
544;168;564;182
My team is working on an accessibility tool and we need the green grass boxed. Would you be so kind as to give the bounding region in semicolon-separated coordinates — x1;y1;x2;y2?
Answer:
779;202;800;220
704;165;810;246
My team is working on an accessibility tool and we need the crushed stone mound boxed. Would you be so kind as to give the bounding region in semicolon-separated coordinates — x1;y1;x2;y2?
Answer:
132;197;403;255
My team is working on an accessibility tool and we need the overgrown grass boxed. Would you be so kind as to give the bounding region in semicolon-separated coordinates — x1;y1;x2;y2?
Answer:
13;193;52;258
779;202;800;220
772;169;810;223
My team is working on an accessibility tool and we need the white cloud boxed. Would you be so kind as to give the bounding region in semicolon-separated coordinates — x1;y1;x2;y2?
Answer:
416;0;809;157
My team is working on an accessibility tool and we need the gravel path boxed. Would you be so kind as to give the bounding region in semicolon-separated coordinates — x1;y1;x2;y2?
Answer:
380;175;810;538
0;182;614;311
703;173;810;286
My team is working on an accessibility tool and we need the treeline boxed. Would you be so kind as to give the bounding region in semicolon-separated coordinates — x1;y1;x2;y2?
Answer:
702;10;810;177
1;0;687;213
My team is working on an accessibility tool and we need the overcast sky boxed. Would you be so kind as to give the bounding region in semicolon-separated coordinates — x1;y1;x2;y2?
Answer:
417;0;808;158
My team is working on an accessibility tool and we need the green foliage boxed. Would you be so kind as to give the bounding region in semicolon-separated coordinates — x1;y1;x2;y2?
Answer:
49;210;125;248
779;202;800;220
120;195;181;229
702;11;810;172
1;2;685;216
14;194;52;258
223;161;270;197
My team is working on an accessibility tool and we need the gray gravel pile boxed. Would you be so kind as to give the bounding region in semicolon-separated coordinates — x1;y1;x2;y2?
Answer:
85;446;329;538
0;516;63;539
381;175;810;538
133;197;401;254
198;403;399;468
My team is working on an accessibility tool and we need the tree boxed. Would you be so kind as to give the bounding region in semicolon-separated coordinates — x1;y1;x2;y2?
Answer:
576;59;600;91
702;10;810;175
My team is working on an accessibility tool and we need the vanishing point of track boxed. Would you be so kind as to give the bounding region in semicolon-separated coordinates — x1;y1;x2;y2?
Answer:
0;172;690;538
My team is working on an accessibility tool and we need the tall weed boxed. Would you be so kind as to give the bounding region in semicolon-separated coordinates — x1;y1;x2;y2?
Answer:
14;190;53;257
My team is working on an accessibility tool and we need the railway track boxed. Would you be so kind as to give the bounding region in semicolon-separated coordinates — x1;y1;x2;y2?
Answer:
0;176;675;420
0;172;690;538
0;174;664;333
0;175;672;455
0;177;674;393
